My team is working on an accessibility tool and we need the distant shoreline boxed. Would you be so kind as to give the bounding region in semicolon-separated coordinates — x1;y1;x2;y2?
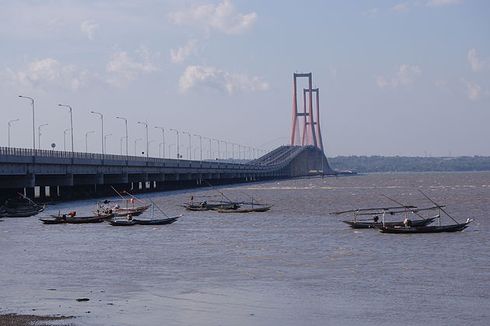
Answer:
328;156;490;173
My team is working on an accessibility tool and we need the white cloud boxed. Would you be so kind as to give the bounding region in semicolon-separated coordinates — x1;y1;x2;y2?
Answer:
376;64;422;88
392;3;409;12
106;47;160;87
169;0;257;35
80;20;99;40
179;65;269;94
461;79;481;101
170;39;198;64
426;0;463;7
5;58;88;91
467;48;490;72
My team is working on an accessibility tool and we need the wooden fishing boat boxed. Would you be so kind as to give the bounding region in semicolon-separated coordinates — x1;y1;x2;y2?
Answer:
379;220;471;233
112;204;151;217
133;215;182;225
377;190;473;234
5;205;45;217
182;202;241;211
216;205;272;213
333;205;440;229
40;213;110;224
109;218;137;226
3;195;45;217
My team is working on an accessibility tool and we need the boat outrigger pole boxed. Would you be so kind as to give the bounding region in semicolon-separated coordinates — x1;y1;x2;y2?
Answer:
381;194;429;221
418;190;460;224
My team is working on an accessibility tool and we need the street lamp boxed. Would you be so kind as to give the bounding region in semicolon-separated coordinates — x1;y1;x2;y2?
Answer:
63;128;70;151
104;134;112;153
116;116;128;156
7;118;19;147
137;121;149;158
193;134;203;161
85;130;95;153
58;104;74;153
18;95;35;150
120;136;125;155
170;128;180;159
154;126;165;159
134;138;142;156
202;136;212;160
38;123;48;150
90;110;104;154
182;131;191;160
213;139;220;160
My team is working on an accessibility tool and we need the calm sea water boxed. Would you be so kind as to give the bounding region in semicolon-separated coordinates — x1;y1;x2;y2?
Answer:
1;172;489;326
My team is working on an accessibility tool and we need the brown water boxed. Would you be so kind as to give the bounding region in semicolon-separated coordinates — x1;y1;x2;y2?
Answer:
1;172;489;325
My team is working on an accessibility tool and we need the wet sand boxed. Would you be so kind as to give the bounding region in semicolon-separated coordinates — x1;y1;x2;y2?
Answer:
0;313;73;326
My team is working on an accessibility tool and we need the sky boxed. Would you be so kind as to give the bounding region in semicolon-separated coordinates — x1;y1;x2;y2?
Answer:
0;0;489;157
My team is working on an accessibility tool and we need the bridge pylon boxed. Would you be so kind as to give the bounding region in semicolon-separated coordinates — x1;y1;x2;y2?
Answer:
290;73;324;152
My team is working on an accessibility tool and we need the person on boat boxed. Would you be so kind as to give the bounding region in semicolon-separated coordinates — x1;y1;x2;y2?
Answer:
403;217;412;227
373;216;379;223
127;214;133;221
200;201;207;208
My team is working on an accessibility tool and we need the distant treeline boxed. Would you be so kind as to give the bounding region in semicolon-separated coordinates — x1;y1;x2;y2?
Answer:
327;156;490;173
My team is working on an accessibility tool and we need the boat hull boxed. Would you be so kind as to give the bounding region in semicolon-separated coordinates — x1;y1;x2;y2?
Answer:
133;215;181;225
343;217;436;229
378;222;470;234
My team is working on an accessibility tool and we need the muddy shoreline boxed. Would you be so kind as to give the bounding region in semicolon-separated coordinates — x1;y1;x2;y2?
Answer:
0;313;74;326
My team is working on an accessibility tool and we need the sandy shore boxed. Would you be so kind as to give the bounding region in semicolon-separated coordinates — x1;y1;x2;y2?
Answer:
0;313;74;326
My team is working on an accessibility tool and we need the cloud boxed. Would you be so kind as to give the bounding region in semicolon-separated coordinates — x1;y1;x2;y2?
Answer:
467;48;490;72
168;0;257;35
461;79;482;101
392;3;409;12
426;0;463;7
106;47;160;87
170;39;198;64
376;64;422;88
4;58;88;91
80;20;99;40
179;65;269;94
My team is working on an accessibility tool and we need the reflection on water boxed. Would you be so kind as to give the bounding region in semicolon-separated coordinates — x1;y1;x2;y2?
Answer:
1;172;489;325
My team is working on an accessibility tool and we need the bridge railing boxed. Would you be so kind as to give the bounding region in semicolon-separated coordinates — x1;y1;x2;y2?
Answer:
0;146;267;171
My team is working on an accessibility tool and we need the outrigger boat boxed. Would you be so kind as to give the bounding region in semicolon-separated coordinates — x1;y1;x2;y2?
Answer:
110;198;183;226
216;204;272;213
378;190;472;234
2;194;45;217
40;211;111;224
99;187;151;217
333;204;438;229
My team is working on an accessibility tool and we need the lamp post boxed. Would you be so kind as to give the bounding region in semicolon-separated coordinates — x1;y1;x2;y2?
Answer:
168;144;174;158
116;116;128;156
154;126;165;159
58;104;74;153
90;110;104;154
120;136;125;155
193;134;202;161
213;139;220;160
85;130;95;153
18;95;35;151
202;136;212;159
63;128;70;151
137;121;149;158
134;138;142;156
170;129;180;159
38;123;48;150
7;118;19;147
182;131;191;160
104;134;112;154
148;139;156;157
